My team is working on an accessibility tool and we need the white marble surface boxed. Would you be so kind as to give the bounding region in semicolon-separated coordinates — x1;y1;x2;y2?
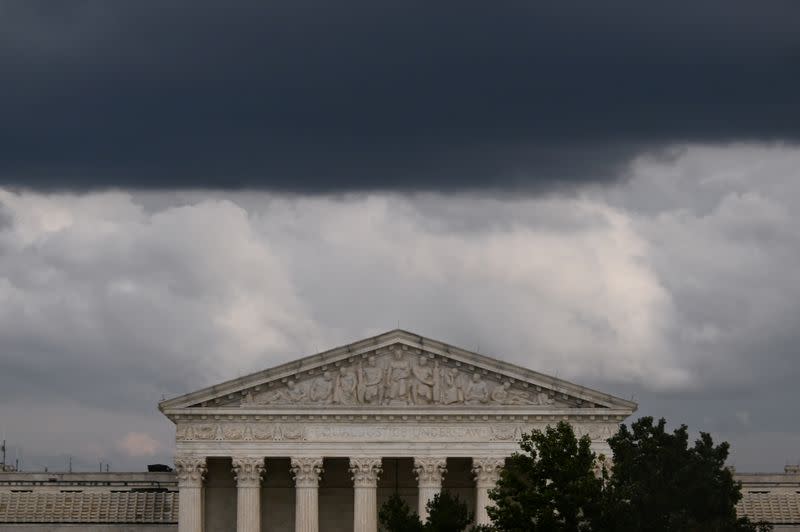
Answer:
165;330;637;531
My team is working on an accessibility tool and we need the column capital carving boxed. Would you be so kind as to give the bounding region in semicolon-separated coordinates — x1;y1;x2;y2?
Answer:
174;455;207;487
413;457;447;488
349;457;383;488
472;456;505;487
291;457;324;488
231;456;266;488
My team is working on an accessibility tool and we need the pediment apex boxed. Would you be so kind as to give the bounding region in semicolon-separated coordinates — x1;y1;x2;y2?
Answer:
159;329;637;413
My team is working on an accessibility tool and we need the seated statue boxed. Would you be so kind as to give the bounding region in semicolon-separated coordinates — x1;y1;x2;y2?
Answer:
464;373;489;404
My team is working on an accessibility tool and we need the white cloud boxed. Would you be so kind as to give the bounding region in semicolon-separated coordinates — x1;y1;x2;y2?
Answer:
0;192;319;396
117;432;161;458
0;189;683;394
258;195;682;387
612;145;800;389
1;143;800;470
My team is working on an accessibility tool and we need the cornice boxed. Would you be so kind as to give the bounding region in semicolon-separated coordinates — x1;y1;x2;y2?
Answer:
165;409;631;424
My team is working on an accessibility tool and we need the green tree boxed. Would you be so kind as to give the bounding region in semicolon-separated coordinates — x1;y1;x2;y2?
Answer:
601;416;771;532
425;491;473;532
379;491;474;532
379;493;423;532
483;417;771;532
486;421;603;531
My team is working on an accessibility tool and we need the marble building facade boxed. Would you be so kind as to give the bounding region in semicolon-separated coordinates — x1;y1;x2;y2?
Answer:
158;330;638;532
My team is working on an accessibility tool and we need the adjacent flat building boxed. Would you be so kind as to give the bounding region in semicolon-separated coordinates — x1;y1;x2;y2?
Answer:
1;330;797;531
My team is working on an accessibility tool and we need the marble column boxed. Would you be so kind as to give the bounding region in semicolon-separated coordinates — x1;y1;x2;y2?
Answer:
471;457;505;526
291;457;323;532
349;458;383;532
175;455;207;532
232;457;266;532
413;457;447;522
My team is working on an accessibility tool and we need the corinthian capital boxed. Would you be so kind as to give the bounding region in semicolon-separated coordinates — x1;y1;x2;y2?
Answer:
471;457;505;487
232;457;266;488
291;457;324;488
349;458;383;487
174;455;207;487
413;457;447;487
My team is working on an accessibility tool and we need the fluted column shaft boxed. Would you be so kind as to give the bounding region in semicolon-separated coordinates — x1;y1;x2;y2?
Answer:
175;455;207;532
413;457;447;522
233;457;266;532
291;457;323;532
472;457;505;526
350;458;382;532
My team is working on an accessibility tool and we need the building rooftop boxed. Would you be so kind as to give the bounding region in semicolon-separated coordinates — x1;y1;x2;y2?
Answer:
735;469;800;525
738;491;800;525
1;469;799;525
0;491;178;524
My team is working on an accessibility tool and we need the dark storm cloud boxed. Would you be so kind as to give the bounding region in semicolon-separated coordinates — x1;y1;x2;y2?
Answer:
1;1;798;191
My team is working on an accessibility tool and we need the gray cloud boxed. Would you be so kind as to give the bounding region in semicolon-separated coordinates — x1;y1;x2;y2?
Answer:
1;2;798;191
1;143;799;471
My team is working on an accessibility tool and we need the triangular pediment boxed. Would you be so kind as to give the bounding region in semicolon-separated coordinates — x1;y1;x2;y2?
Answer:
159;330;636;415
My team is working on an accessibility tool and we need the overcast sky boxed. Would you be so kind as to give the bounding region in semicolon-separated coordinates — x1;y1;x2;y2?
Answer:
1;2;799;472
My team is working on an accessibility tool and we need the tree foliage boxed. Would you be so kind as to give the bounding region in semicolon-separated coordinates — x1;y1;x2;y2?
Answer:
426;491;474;532
600;416;770;532
483;418;772;532
379;491;473;532
379;494;424;532
487;421;602;531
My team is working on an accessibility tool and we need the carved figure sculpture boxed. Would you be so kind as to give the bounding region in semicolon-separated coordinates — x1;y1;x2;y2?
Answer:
464;373;489;404
385;349;412;405
358;356;385;404
411;357;437;404
490;381;533;405
253;388;283;404
286;380;308;402
309;371;334;403
234;347;569;409
439;367;463;404
333;366;358;405
258;379;306;404
534;390;554;405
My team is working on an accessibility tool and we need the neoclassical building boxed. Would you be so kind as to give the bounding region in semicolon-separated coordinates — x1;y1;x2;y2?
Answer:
158;330;638;532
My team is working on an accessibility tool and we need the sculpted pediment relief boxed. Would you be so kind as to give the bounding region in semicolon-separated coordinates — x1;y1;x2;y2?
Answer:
192;343;601;409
